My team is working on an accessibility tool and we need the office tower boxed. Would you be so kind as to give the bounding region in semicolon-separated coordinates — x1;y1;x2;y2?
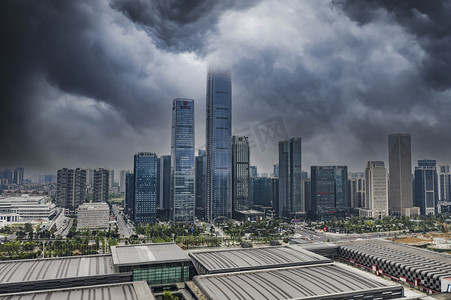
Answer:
439;165;451;202
349;177;365;208
108;169;115;189
159;155;171;210
205;69;232;221
278;138;303;217
388;133;413;215
56;168;86;212
125;172;135;217
415;160;438;215
0;169;13;184
359;161;388;218
232;136;250;213
86;168;94;188
303;178;311;212
272;178;279;213
134;153;159;224
273;164;279;178
195;150;206;219
311;166;349;220
13;167;24;185
250;177;273;207
249;166;258;178
119;170;128;193
93;168;109;203
171;98;195;224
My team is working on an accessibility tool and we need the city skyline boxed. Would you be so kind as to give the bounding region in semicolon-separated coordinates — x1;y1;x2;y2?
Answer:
2;1;451;175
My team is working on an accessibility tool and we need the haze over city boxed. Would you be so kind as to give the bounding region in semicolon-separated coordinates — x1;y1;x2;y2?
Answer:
2;0;451;175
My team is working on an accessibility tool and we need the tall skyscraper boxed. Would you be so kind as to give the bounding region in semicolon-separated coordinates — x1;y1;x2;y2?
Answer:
13;167;24;185
57;168;87;212
93;168;109;203
125;172;135;217
232;136;250;213
86;168;94;188
159;155;171;210
439;165;451;202
388;133;413;215
311;166;349;219
134;153;159;224
250;177;274;207
170;98;195;224
414;160;438;215
195;150;206;219
205;69;232;221
359;161;388;218
278;138;303;218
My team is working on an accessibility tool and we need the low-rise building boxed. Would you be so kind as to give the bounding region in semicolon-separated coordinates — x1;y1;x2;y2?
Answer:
0;195;56;223
77;202;110;231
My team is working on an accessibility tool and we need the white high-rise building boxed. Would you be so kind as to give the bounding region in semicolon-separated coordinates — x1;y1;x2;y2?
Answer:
360;161;388;219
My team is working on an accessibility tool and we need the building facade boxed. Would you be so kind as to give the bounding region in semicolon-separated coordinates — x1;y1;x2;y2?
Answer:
360;161;388;218
388;133;413;215
57;168;87;212
414;160;438;215
439;165;451;202
134;152;159;224
125;172;135;217
205;69;232;221
77;202;110;231
250;177;273;207
93;168;109;203
311;166;349;220
278;138;303;218
232;136;250;213
159;155;171;210
171;98;195;224
195;150;206;219
13;167;24;185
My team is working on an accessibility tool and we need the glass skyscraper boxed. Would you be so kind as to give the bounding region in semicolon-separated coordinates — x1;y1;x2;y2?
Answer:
311;166;349;220
171;98;195;224
134;152;159;224
232;136;250;212
278;138;303;217
206;69;232;221
414;160;438;215
195;150;206;219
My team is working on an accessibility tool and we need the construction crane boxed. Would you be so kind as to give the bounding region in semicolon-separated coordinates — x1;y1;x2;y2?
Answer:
434;220;448;243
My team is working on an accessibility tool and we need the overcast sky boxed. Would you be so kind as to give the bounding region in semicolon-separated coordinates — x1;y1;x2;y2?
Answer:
2;0;451;175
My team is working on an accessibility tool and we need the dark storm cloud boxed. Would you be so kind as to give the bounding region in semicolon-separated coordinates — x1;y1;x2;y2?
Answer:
111;0;259;53
334;0;451;90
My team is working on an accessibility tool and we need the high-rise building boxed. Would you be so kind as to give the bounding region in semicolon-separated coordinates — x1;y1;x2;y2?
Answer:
439;165;451;202
57;168;87;212
232;136;250;213
272;178;279;213
0;169;13;184
349;177;365;208
125;172;135;217
108;169;115;189
250;177;273;207
159;155;171;210
359;161;388;218
134;152;159;224
278;138;303;218
119;170;128;193
414;160;438;215
388;133;413;215
273;164;279;178
249;166;258;178
171;98;195;224
205;69;232;221
93;168;109;203
195;150;206;219
13;167;24;185
86;168;94;188
311;166;349;220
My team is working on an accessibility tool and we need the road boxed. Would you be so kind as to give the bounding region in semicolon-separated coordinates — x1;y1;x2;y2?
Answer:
112;205;134;238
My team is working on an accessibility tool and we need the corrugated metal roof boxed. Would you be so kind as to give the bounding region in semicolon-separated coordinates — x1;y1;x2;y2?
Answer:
189;246;330;273
111;243;191;266
0;255;114;283
193;263;402;300
0;282;154;300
